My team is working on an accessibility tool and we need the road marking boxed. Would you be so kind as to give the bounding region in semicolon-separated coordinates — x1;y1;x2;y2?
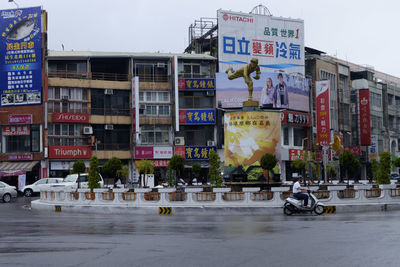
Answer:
159;207;172;215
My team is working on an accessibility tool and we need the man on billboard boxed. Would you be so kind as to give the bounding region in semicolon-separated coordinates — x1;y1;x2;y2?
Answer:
225;58;261;101
276;73;289;108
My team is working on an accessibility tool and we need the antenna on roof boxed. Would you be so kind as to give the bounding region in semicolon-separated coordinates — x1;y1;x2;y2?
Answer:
250;4;272;16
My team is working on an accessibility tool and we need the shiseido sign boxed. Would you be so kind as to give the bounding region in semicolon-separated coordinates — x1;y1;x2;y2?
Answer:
49;146;92;159
52;112;89;123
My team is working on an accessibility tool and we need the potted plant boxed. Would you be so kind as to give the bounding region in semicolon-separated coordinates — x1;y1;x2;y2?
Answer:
71;160;86;199
88;156;101;200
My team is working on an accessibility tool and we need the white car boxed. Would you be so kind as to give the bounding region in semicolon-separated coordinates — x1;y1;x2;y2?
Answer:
22;178;64;197
52;173;104;190
0;181;18;202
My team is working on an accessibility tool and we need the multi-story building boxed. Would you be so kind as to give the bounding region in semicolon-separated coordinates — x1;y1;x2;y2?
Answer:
46;51;216;184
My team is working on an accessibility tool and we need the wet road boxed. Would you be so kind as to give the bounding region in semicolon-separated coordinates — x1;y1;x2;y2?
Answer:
1;197;400;267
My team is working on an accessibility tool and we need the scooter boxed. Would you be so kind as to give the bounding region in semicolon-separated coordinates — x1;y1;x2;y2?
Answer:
283;189;325;215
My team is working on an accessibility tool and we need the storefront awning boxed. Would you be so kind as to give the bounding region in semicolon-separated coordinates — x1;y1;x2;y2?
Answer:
0;161;39;176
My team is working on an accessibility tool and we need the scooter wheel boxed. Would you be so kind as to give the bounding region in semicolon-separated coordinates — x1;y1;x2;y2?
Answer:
283;205;293;215
314;205;324;215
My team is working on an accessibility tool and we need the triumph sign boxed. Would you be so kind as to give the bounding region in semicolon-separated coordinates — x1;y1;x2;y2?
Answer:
49;146;92;159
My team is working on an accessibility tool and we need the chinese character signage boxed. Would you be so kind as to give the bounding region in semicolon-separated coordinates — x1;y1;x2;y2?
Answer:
345;146;361;156
316;81;330;146
0;7;42;107
8;114;32;124
216;71;309;111
218;10;304;75
135;146;173;159
52;112;89;123
2;125;29;135
49;146;92;159
184;146;216;160
359;89;371;146
281;110;311;126
178;78;215;90
224;111;281;167
174;146;186;158
289;149;312;161
8;154;33;161
179;109;216;124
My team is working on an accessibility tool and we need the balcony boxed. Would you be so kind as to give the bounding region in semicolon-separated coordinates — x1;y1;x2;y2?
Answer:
48;71;130;82
91;108;130;116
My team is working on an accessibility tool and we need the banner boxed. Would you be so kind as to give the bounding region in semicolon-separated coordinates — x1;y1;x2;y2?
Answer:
8;114;32;124
2;125;30;135
52;112;89;123
359;89;371;145
224;111;281;167
216;71;309;111
218;10;304;75
0;7;42;107
369;135;378;160
316;81;330;146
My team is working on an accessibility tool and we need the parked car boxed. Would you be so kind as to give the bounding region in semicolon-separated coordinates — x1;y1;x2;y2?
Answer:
390;173;400;182
0;181;18;203
22;178;64;197
52;173;104;190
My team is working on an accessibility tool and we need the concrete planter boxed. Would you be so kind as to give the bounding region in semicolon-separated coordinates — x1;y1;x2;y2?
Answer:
93;188;108;193
158;188;176;193
242;187;260;192
77;189;90;193
213;188;231;193
134;188;152;193
112;188;129;193
354;185;372;190
271;187;290;192
184;188;203;193
379;184;396;190
328;186;347;191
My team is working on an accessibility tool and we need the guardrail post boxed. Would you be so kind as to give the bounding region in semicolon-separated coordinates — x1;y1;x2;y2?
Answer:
112;188;129;204
134;188;152;205
242;187;260;204
184;188;203;205
271;187;290;206
379;184;397;202
213;188;231;204
77;189;89;204
327;186;347;205
159;188;176;205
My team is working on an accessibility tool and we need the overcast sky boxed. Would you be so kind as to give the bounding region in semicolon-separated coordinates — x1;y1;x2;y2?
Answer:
1;0;399;77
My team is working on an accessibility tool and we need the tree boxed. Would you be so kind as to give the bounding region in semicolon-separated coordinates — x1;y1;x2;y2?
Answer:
326;163;337;183
208;150;223;187
377;152;391;185
339;150;361;186
166;166;174;187
116;164;129;184
393;157;400;172
191;163;201;184
371;159;379;182
102;157;122;183
88;156;101;193
291;158;306;182
72;160;86;189
260;153;277;184
168;155;185;185
136;159;154;187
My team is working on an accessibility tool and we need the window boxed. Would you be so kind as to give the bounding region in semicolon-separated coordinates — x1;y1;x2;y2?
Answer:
320;70;338;130
92;124;130;150
293;128;305;147
139;91;170;103
135;63;168;82
91;89;130;116
140;125;170;145
370;92;382;109
179;91;214;108
181;125;214;145
388;94;394;106
283;127;289;146
141;104;170;116
371;115;382;129
1;124;40;153
182;64;201;78
48;124;87;146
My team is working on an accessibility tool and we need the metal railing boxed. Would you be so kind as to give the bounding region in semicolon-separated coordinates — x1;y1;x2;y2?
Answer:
251;191;274;201
195;192;216;201
365;188;381;198
223;192;244;201
90;108;130;116
338;189;357;199
48;71;88;79
102;192;115;201
122;192;136;201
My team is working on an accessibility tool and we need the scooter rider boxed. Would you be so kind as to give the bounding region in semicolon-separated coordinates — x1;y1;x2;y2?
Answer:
293;176;309;208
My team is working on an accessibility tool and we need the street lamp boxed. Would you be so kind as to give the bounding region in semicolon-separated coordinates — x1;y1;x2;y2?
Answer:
8;0;19;8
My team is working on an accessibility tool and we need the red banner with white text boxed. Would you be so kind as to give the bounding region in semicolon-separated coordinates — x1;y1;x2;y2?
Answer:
316;81;330;146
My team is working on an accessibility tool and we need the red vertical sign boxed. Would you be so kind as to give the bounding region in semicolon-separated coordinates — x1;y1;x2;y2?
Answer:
316;81;330;146
359;89;371;145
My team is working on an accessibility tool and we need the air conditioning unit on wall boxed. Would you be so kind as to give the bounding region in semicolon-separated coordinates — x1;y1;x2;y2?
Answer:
104;89;114;95
207;140;215;146
104;124;114;130
174;137;185;146
206;90;215;96
83;126;93;135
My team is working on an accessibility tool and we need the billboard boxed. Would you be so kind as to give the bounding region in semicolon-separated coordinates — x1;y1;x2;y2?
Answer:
359;89;371;146
224;111;281;167
0;7;42;107
316;81;330;146
216;71;309;111
218;10;304;75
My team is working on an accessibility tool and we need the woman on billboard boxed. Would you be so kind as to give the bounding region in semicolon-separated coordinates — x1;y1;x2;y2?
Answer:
260;77;277;108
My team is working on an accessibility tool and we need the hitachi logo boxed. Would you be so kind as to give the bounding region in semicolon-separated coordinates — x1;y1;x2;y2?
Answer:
222;13;253;23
